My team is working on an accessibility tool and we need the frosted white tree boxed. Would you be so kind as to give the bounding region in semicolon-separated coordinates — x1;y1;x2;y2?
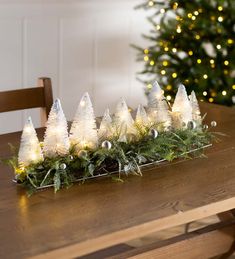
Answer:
172;84;192;128
98;108;113;140
18;117;43;167
70;92;98;150
189;91;202;125
135;104;149;126
114;98;136;141
147;81;171;129
43;99;70;157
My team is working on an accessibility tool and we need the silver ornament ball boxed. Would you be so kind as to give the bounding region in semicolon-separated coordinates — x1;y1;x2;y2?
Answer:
60;163;67;170
203;124;209;130
149;128;158;139
187;121;196;130
211;121;217;127
101;140;112;150
69;155;74;160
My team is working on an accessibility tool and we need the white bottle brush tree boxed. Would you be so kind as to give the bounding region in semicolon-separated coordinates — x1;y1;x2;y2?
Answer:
70;92;98;150
148;81;171;130
98;108;113;140
190;90;202;126
43;99;70;157
114;98;136;141
18;117;43;167
172;84;193;128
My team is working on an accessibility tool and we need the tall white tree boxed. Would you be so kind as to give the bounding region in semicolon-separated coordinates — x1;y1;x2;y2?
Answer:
172;84;192;128
98;108;113;140
114;98;136;141
18;117;43;167
148;81;171;129
43;99;70;157
135;104;149;126
189;91;202;125
70;92;98;150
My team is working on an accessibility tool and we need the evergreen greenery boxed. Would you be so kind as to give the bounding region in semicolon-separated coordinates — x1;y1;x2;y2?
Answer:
6;125;213;195
134;0;235;106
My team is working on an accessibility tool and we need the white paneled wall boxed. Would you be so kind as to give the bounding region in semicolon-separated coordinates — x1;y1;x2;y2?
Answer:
0;0;150;134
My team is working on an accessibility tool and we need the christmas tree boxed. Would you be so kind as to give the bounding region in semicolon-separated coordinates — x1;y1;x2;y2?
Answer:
147;81;171;129
98;108;113;140
114;98;137;141
70;92;98;150
18;117;43;167
43;99;70;157
190;90;202;125
172;84;192;128
134;0;235;106
136;104;149;126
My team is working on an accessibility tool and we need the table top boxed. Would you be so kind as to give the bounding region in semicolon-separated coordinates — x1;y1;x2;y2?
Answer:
0;103;235;259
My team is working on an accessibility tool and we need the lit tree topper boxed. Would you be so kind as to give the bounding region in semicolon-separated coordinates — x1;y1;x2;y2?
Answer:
18;117;43;167
43;99;70;157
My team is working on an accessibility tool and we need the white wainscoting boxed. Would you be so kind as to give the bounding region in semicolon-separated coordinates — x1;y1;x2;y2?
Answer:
0;0;151;134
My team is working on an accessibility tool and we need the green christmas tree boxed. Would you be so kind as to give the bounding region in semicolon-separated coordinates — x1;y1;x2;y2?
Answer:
134;0;235;106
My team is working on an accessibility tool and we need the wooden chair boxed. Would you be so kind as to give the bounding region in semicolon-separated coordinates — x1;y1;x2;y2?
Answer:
0;77;53;126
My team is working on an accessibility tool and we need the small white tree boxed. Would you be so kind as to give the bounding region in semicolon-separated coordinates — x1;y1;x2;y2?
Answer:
98;108;113;140
135;104;149;126
70;92;98;150
172;84;192;128
43;99;70;157
190;91;202;125
114;98;136;141
18;117;43;167
148;81;171;129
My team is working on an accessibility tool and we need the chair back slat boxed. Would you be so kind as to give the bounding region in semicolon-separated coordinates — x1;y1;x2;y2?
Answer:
0;77;53;126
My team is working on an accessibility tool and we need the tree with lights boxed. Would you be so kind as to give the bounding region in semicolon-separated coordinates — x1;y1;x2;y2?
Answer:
148;81;171;129
134;0;235;106
18;117;43;167
70;92;98;150
43;99;70;157
98;108;113;140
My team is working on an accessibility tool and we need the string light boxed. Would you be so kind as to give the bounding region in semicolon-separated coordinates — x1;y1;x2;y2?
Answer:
160;70;166;75
203;74;208;79
164;46;169;51
216;44;222;49
144;49;149;54
194;11;199;15
150;60;155;66
203;91;207;96
162;60;168;66
198;8;203;13
173;2;178;10
188;13;192;18
166;85;172;90
195;34;200;40
210;16;216;21
160;8;165;14
192;16;196;20
148;1;154;7
172;72;177;78
224;70;229;75
166;95;172;101
218;16;224;22
222;90;227;96
156;24;161;30
211;92;217;97
232;85;235;90
227;39;234;44
188;50;193;56
172;48;177;53
197;59;202;64
218;6;223;11
210;59;214;64
176;25;182;33
224;60;229;66
144;56;149;61
147;84;152;89
209;98;214;103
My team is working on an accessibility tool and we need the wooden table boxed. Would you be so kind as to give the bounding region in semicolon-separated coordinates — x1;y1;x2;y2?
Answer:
0;103;235;259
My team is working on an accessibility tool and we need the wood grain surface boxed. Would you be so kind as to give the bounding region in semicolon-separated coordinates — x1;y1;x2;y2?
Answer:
0;103;235;259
